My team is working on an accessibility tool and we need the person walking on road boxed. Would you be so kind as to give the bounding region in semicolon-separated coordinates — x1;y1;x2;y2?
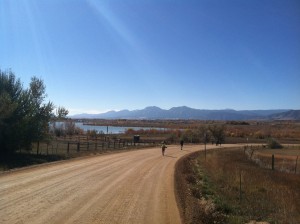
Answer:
180;140;184;150
161;141;167;156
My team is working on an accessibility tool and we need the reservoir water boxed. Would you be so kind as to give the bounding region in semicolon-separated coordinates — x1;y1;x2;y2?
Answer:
54;122;165;134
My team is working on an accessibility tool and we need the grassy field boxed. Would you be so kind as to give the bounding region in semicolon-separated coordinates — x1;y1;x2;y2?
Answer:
245;145;300;174
175;147;300;224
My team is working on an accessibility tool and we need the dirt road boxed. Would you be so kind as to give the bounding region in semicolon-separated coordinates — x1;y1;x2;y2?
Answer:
0;144;236;224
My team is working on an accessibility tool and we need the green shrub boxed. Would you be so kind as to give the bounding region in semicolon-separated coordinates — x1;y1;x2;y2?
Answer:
186;174;197;184
267;138;283;149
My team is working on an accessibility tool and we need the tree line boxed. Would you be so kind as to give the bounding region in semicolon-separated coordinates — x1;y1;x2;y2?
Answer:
0;70;68;157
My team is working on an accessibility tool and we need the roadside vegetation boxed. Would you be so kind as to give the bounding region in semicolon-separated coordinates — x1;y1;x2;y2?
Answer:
175;148;300;224
0;69;68;169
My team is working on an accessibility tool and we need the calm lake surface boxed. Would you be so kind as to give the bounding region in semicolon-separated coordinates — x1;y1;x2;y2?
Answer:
55;122;166;134
55;121;167;134
76;123;166;134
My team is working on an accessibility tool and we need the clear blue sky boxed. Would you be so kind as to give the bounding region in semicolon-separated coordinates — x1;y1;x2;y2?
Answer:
1;0;299;115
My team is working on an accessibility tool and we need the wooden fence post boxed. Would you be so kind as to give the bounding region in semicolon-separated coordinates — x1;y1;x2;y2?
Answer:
239;171;242;203
37;141;40;155
272;154;275;171
67;142;70;154
295;156;299;174
77;142;80;152
46;143;49;155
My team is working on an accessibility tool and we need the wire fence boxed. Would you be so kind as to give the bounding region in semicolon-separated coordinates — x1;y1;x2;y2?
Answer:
25;136;161;157
244;145;300;174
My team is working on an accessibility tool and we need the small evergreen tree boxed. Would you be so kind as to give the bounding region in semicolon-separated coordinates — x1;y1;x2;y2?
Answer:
267;138;283;149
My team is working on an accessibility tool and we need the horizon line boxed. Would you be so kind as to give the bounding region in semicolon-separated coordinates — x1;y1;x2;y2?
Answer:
68;106;296;116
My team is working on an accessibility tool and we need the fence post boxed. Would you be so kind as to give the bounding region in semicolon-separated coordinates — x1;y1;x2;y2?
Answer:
67;142;70;154
37;141;40;155
239;171;242;203
295;156;299;174
46;143;49;155
77;142;80;152
95;142;97;150
87;142;89;150
272;154;275;171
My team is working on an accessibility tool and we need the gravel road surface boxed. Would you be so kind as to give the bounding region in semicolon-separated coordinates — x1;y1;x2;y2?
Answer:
0;144;229;224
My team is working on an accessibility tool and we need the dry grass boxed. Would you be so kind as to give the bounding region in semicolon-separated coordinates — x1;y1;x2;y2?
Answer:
246;146;300;174
175;148;300;224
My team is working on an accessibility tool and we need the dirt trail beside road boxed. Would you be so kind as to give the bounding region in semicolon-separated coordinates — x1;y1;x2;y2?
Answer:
0;144;239;224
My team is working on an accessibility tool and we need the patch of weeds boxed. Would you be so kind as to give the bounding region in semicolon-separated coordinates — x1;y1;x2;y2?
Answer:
191;186;202;199
186;174;197;184
213;197;233;214
227;215;244;224
258;186;267;193
196;165;215;199
267;138;283;149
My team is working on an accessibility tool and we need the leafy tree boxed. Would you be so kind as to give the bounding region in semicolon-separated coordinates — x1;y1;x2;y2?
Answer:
197;126;211;144
209;124;226;145
56;106;69;119
0;70;55;156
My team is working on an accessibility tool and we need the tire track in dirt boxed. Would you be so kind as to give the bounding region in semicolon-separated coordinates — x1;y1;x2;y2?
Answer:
0;144;235;224
0;154;146;223
0;153;131;190
0;154;140;211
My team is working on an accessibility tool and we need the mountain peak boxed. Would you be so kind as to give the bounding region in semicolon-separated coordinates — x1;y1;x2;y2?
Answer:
143;106;163;110
70;107;294;120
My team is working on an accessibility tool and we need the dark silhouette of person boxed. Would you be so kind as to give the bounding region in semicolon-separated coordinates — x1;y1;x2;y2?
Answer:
180;140;184;150
161;141;167;156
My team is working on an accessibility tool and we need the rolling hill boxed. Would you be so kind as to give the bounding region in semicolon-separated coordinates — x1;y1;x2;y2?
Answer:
70;106;298;120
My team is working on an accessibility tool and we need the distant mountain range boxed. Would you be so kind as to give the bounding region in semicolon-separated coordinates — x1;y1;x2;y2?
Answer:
70;106;300;120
